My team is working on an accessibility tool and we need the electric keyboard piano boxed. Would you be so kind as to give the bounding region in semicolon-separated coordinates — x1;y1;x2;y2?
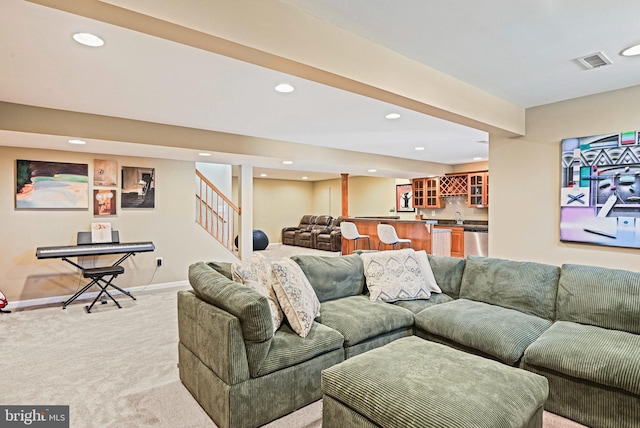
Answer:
36;242;155;259
36;241;155;311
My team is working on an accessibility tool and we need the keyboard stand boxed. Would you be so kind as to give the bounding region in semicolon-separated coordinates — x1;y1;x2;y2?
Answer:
61;252;137;310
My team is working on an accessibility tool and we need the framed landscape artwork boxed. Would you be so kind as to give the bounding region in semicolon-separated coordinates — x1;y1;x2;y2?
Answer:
560;130;640;249
396;184;414;212
15;160;89;209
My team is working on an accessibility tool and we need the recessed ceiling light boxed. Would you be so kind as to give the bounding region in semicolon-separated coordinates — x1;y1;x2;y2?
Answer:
72;32;104;47
302;176;308;180
368;169;377;173
282;160;293;165
275;83;295;93
385;113;401;120
198;152;212;157
68;139;86;145
621;44;640;57
415;147;425;151
473;157;483;161
260;173;267;177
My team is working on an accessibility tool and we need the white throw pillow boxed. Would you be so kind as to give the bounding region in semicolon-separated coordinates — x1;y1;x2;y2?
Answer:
271;258;321;338
231;253;284;332
360;249;432;302
414;250;442;294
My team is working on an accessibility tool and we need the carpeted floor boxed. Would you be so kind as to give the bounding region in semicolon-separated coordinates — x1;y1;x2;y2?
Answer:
1;244;586;427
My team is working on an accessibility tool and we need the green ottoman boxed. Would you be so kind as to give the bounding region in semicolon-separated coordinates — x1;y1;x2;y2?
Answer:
321;337;548;428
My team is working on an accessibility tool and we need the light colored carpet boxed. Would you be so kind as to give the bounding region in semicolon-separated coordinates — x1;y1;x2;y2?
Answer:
0;244;585;427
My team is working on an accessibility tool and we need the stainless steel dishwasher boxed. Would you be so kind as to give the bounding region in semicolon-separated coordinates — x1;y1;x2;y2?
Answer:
464;229;488;257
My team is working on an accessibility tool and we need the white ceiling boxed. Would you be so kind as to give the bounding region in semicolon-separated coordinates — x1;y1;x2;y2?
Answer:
283;0;640;108
2;0;639;180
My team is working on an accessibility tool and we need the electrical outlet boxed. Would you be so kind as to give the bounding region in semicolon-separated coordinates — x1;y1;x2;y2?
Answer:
156;257;163;267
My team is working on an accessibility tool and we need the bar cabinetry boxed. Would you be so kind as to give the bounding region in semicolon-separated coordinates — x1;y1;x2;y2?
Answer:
412;177;442;209
434;225;464;257
468;171;489;208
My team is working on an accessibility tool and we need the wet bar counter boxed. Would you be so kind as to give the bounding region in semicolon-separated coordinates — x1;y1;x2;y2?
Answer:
342;217;432;254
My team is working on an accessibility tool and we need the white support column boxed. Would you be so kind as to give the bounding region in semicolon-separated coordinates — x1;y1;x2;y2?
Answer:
238;165;253;259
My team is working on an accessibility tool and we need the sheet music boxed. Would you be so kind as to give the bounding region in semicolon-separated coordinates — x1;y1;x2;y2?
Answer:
91;223;112;243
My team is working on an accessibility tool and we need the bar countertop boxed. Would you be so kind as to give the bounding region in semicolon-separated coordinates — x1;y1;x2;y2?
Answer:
350;217;488;232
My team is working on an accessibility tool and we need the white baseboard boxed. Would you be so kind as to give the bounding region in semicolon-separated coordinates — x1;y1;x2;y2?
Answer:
7;280;190;310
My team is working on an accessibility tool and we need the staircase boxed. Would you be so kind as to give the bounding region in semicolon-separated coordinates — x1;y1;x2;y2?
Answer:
196;169;240;257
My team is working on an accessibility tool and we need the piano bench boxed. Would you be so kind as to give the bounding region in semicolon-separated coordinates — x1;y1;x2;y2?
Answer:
82;266;125;278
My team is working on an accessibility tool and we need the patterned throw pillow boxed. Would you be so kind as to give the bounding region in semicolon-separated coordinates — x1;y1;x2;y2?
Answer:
271;258;321;338
360;249;432;302
414;250;442;293
231;253;284;332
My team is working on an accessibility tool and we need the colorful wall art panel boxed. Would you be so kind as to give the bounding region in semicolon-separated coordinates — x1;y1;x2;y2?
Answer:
560;131;640;249
121;166;155;208
16;160;89;209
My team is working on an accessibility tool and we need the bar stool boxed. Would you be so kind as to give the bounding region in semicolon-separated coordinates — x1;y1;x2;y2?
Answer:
377;224;412;250
340;222;371;254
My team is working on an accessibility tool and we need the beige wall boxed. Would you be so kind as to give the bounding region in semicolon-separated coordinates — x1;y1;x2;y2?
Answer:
311;179;341;217
490;85;640;271
1;146;236;302
347;176;398;218
253;178;314;244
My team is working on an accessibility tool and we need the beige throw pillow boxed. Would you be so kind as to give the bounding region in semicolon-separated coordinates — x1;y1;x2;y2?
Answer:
415;250;443;293
271;258;321;338
231;253;284;332
360;249;432;302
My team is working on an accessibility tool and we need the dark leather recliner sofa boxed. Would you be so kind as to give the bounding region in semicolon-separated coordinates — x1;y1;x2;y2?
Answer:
281;215;342;252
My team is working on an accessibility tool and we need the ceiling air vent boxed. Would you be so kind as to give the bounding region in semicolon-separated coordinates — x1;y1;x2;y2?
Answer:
575;51;612;70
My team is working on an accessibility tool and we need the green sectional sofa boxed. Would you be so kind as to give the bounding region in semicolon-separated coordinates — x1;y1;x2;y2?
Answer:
178;252;640;428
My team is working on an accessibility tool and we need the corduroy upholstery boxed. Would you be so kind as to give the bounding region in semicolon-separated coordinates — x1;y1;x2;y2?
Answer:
179;254;640;428
460;256;560;320
415;299;553;365
426;254;465;298
524;321;640;396
523;360;640;428
322;337;548;428
256;323;344;376
556;263;640;333
291;254;364;302
318;295;414;357
392;292;454;314
517;263;640;428
188;262;273;377
180;264;346;428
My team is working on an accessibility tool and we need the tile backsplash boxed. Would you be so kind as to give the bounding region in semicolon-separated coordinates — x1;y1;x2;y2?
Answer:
416;195;488;221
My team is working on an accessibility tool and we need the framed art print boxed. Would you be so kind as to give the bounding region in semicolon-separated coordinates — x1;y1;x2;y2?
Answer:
396;184;414;212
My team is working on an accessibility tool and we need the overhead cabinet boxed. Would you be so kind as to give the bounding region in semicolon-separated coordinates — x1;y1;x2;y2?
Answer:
413;177;442;208
413;171;489;210
468;172;489;208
